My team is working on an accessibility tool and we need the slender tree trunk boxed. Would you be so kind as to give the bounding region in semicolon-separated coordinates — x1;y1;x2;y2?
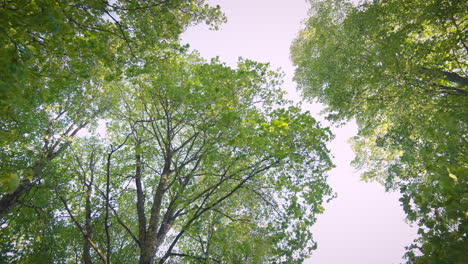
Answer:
83;151;95;264
139;148;173;264
135;150;149;261
105;151;112;263
83;183;93;264
139;172;169;264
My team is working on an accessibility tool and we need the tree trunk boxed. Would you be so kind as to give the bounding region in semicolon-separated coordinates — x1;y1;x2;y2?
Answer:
83;152;95;264
139;248;154;264
0;161;46;218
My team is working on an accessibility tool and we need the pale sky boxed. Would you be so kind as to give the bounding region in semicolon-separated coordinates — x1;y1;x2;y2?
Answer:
181;0;417;263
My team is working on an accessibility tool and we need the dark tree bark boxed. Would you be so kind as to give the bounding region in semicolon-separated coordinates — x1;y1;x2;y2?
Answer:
0;120;88;218
83;159;94;264
0;161;46;218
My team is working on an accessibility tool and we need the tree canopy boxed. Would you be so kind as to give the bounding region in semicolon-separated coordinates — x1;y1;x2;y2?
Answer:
292;0;467;262
0;0;224;216
1;1;335;263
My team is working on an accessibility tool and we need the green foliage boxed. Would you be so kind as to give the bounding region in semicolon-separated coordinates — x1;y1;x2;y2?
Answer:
0;173;19;194
0;1;333;262
292;0;468;262
0;0;226;216
103;52;332;263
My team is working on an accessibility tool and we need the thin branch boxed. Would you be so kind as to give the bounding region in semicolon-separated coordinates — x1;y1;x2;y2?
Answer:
55;187;107;264
94;185;140;247
103;9;136;57
104;152;112;263
159;160;278;264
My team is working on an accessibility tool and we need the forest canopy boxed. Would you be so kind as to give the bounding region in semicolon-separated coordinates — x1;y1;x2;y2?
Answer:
292;0;467;263
2;0;466;263
1;1;334;263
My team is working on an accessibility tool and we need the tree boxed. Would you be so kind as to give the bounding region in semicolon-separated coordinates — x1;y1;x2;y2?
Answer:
291;0;467;262
0;0;225;217
1;52;334;263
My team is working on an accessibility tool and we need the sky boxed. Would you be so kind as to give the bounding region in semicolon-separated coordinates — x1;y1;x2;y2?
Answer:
181;0;417;263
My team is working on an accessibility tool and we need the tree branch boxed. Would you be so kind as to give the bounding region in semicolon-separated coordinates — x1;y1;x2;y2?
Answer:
55;187;107;264
158;160;278;263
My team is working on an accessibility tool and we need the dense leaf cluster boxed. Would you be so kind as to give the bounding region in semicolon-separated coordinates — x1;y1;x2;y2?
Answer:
1;1;334;263
292;0;467;262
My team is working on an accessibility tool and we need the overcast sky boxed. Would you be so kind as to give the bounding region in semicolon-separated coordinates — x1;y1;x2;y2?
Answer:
181;1;417;263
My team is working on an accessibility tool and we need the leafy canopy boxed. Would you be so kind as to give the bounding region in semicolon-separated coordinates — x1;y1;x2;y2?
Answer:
1;51;334;264
0;0;225;216
291;0;467;262
1;1;335;263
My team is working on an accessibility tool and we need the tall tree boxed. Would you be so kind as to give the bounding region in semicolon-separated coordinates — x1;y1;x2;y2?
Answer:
0;0;225;217
291;0;467;262
1;52;334;263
